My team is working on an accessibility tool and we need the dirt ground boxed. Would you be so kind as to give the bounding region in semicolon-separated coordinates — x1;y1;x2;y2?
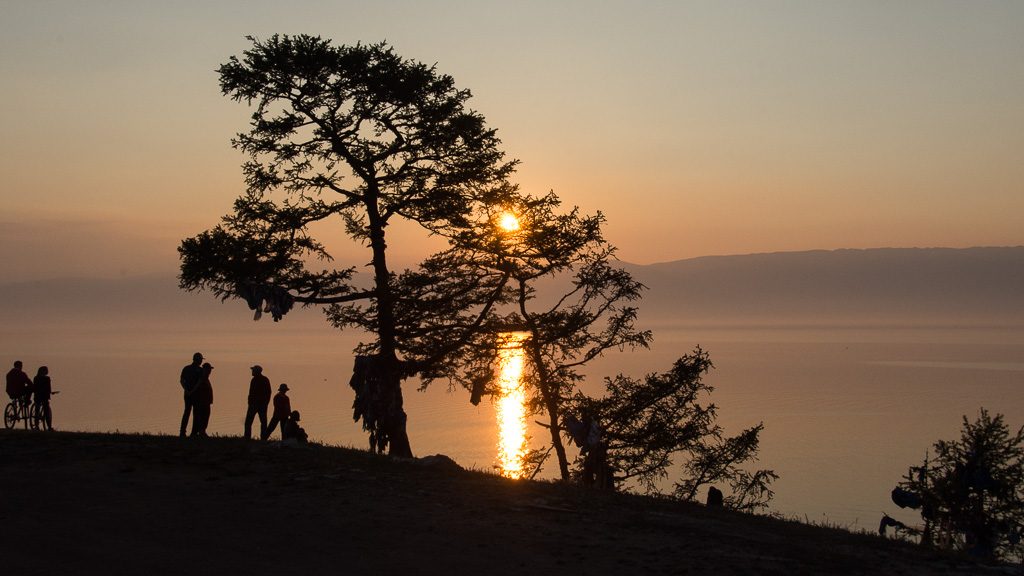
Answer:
0;430;1010;575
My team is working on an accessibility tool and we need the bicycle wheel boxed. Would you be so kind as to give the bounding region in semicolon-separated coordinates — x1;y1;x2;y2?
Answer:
3;403;16;429
39;404;51;431
30;404;41;430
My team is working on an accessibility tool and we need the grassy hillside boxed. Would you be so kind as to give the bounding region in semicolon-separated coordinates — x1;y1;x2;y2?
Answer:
0;430;1002;575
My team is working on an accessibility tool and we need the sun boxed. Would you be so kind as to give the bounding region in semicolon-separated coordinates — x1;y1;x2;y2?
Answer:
498;212;520;232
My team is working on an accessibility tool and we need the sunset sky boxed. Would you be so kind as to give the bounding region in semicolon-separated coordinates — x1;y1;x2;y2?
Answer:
2;1;1022;282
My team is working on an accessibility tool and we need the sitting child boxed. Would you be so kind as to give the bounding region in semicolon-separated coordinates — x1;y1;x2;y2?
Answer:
282;410;308;443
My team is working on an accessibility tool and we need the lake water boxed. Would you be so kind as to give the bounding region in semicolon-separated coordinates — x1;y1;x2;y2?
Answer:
4;315;1022;532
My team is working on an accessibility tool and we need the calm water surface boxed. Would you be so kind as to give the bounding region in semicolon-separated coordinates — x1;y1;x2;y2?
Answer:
5;318;1023;531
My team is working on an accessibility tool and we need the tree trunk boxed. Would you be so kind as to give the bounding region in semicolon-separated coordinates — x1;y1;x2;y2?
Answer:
543;390;570;480
367;188;413;459
383;360;413;458
519;281;570;480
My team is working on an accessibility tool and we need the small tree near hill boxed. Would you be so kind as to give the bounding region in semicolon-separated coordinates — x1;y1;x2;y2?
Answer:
583;347;777;511
894;409;1024;561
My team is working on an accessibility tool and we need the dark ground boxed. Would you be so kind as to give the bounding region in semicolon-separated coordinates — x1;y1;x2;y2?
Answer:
0;430;1013;575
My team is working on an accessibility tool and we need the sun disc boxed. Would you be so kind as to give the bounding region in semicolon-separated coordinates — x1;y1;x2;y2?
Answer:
498;212;520;232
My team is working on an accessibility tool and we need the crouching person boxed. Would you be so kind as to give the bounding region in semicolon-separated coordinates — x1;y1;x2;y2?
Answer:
283;410;308;444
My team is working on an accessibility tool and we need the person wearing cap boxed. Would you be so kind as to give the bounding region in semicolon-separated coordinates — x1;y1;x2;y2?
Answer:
244;364;272;440
191;362;215;438
263;383;291;441
179;352;204;438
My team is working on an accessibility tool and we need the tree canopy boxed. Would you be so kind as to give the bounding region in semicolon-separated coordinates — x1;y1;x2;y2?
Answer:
179;35;520;456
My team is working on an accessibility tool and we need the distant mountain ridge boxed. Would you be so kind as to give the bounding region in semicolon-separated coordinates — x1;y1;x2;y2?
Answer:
1;247;1021;327
622;246;1024;325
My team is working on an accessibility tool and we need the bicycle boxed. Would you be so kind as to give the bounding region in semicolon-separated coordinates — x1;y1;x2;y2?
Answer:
30;391;58;431
4;395;34;430
3;391;58;430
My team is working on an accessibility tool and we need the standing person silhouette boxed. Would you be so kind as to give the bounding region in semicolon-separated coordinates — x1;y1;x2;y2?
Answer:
263;383;291;441
244;365;271;440
191;362;214;438
6;361;33;410
179;352;204;438
32;366;53;431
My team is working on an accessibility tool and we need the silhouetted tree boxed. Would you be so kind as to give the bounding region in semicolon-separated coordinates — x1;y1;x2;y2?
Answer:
179;35;518;457
588;348;776;511
424;192;651;480
894;409;1024;560
508;197;652;481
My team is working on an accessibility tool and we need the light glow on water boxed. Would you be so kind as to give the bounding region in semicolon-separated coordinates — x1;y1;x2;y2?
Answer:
495;332;529;478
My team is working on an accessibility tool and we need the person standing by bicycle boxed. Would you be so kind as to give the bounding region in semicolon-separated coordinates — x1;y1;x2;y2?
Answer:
6;360;32;410
179;352;204;438
32;366;52;431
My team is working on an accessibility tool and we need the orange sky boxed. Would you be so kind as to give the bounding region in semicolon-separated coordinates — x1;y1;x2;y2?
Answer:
2;1;1022;282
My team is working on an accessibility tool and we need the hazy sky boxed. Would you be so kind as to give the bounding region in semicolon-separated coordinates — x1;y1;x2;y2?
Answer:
2;1;1022;282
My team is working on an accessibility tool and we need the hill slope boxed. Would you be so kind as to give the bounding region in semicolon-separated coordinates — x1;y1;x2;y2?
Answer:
0;430;999;575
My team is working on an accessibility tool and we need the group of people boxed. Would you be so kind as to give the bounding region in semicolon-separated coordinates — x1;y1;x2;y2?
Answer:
5;360;54;430
179;352;307;442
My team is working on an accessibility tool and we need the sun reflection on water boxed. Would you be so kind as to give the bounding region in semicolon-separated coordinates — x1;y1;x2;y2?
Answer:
495;332;528;478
